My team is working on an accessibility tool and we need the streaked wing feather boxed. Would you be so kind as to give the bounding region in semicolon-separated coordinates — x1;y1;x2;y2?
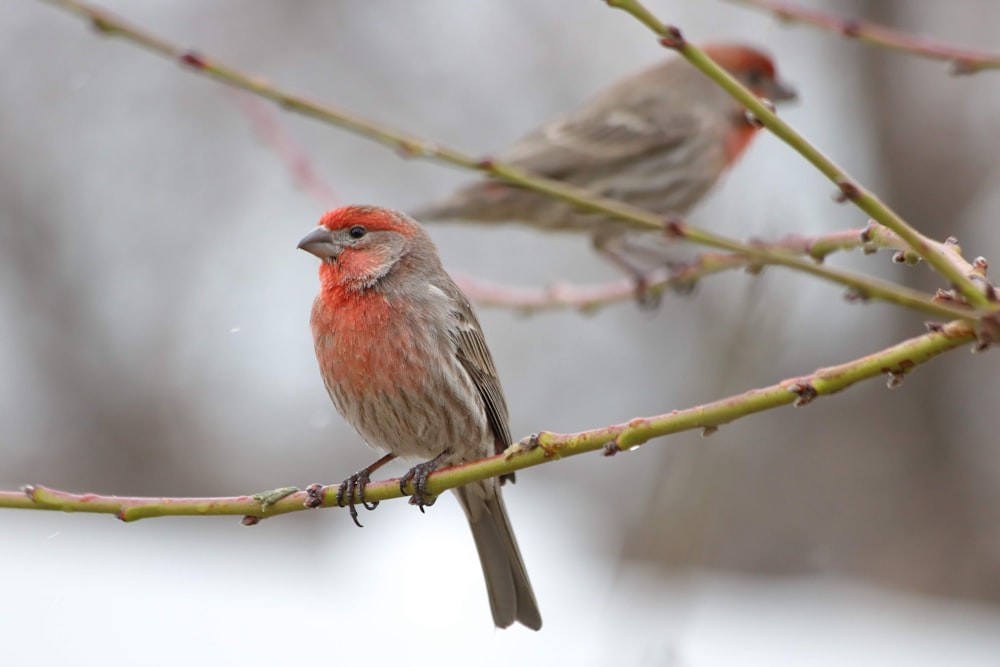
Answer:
446;289;512;455
499;103;698;178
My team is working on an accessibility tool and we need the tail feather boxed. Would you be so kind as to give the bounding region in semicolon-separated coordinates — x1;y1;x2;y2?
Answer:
453;482;542;630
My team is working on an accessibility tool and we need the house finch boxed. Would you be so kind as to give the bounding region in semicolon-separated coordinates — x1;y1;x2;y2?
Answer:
299;205;542;631
414;43;795;280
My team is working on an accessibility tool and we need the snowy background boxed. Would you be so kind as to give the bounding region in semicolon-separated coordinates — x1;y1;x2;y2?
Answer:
2;1;1000;664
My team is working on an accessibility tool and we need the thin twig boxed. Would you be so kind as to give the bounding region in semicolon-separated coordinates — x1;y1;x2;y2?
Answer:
727;0;1000;74
230;91;339;206
35;0;985;322
459;223;917;312
605;0;996;310
0;319;979;520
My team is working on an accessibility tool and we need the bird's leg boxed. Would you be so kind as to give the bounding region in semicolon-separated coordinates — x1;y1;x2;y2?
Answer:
305;453;397;528
613;234;708;296
399;449;453;513
593;235;662;309
341;453;397;526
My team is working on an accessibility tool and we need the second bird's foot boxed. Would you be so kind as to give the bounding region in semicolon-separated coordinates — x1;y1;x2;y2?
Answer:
337;470;379;528
632;274;662;309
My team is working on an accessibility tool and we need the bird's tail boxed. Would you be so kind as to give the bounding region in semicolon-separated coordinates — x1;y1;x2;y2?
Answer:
453;482;542;631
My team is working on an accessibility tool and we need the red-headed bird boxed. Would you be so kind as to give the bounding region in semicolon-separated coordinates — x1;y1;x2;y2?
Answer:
299;205;541;630
415;44;795;280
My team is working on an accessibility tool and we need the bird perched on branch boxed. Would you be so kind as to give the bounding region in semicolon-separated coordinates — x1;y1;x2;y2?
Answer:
414;43;795;286
299;205;542;630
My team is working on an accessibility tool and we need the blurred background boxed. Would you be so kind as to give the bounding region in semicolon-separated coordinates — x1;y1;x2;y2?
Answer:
2;0;1000;664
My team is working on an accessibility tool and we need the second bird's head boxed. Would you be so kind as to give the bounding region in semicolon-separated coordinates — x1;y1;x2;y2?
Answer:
700;43;797;105
298;205;437;291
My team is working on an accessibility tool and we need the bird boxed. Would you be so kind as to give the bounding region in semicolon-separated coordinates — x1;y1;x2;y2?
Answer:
414;43;796;285
299;205;542;630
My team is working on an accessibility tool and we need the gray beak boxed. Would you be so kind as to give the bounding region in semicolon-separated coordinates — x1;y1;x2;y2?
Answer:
771;79;797;103
298;227;339;260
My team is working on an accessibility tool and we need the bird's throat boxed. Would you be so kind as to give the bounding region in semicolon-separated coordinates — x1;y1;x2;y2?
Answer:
724;124;760;166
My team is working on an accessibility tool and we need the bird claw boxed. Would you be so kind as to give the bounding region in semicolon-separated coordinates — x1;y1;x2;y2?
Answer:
399;457;444;511
407;494;438;513
632;275;662;309
595;241;662;309
336;469;379;528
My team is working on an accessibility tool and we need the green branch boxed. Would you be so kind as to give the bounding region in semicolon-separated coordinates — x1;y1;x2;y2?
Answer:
0;320;979;521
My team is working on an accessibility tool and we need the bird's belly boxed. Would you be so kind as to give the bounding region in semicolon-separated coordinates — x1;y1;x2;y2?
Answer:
324;349;491;464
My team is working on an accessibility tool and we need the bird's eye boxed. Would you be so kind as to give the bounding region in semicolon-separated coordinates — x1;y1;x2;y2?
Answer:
348;225;367;239
746;70;766;88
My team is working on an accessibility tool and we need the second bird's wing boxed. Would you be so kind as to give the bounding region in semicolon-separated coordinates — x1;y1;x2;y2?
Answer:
498;76;703;178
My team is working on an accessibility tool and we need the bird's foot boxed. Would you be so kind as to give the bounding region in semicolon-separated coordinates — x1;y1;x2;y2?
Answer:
665;260;698;296
399;451;450;512
596;243;662;309
631;273;662;309
321;469;380;528
309;453;396;527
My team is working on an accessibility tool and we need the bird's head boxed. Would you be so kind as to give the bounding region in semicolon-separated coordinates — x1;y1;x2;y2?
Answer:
702;43;797;104
299;205;430;291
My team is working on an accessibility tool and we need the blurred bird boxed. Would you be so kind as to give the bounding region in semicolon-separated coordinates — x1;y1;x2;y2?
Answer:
299;205;542;631
414;43;795;282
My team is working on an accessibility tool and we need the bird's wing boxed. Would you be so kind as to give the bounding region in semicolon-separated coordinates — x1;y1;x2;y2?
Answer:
445;286;513;455
498;94;701;177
